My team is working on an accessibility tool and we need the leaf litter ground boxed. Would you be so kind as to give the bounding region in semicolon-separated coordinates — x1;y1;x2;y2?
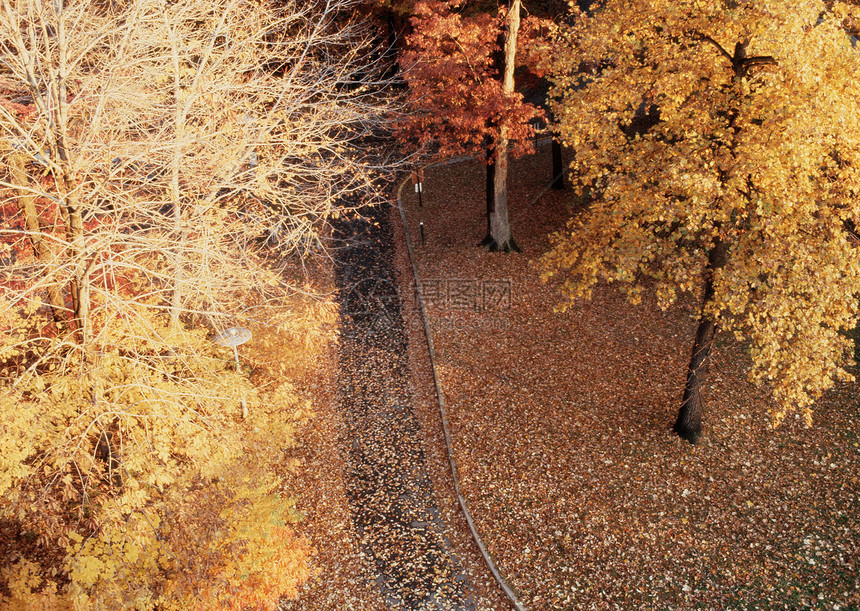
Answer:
284;144;858;610
281;203;507;610
394;145;859;610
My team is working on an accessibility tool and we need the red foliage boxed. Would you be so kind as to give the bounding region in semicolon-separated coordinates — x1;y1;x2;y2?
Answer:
396;0;546;160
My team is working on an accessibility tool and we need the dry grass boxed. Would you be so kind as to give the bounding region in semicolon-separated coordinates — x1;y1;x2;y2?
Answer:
397;145;860;610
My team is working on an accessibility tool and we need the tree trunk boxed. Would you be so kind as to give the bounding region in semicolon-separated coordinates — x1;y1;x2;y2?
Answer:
10;154;69;335
489;127;519;252
551;138;564;190
65;198;88;346
55;13;88;346
481;0;521;253
169;31;186;327
674;313;717;444
674;240;727;443
674;40;768;442
479;144;496;248
674;41;765;443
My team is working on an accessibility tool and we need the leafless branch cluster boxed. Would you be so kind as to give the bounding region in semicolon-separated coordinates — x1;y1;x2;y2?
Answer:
0;0;403;365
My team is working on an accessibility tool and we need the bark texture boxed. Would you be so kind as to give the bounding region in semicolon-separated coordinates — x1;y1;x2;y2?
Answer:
674;240;728;443
483;0;521;253
480;145;496;248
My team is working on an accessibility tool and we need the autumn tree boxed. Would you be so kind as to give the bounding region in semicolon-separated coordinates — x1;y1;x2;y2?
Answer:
398;0;545;251
541;0;860;443
0;0;395;606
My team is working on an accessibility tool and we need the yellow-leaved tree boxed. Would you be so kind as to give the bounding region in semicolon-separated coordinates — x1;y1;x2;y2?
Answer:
0;0;394;607
541;0;860;442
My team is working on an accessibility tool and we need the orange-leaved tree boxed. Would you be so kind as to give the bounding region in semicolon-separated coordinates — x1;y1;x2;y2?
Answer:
0;0;394;607
541;0;860;442
398;0;546;252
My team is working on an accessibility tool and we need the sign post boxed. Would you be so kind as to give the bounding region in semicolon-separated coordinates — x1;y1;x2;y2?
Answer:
411;169;425;208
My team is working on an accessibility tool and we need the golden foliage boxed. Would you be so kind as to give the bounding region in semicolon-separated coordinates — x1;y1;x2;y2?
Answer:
0;299;323;609
1;559;70;610
542;0;860;423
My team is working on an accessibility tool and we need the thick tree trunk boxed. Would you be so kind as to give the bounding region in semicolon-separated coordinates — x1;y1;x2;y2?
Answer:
488;128;519;252
480;0;521;253
674;240;727;443
479;145;496;248
551;138;564;190
674;315;717;444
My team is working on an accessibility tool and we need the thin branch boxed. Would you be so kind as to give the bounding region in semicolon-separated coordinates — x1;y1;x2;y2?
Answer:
697;33;734;63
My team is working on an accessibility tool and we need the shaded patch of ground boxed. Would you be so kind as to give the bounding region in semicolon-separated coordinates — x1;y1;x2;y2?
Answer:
281;199;510;610
330;202;474;609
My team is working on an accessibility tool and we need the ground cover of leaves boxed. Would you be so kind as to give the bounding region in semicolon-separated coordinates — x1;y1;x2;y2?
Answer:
277;341;386;610
395;145;860;610
280;227;508;610
274;255;385;610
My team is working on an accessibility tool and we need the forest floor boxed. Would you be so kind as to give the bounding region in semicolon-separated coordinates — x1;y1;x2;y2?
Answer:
284;143;859;610
280;200;508;610
394;146;860;610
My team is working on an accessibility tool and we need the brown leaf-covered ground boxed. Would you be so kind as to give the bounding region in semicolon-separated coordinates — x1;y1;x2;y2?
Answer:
394;146;860;610
285;144;858;610
281;216;508;610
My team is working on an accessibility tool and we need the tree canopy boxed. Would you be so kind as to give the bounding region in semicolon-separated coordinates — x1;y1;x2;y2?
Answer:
397;0;543;159
541;0;860;440
397;0;550;250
